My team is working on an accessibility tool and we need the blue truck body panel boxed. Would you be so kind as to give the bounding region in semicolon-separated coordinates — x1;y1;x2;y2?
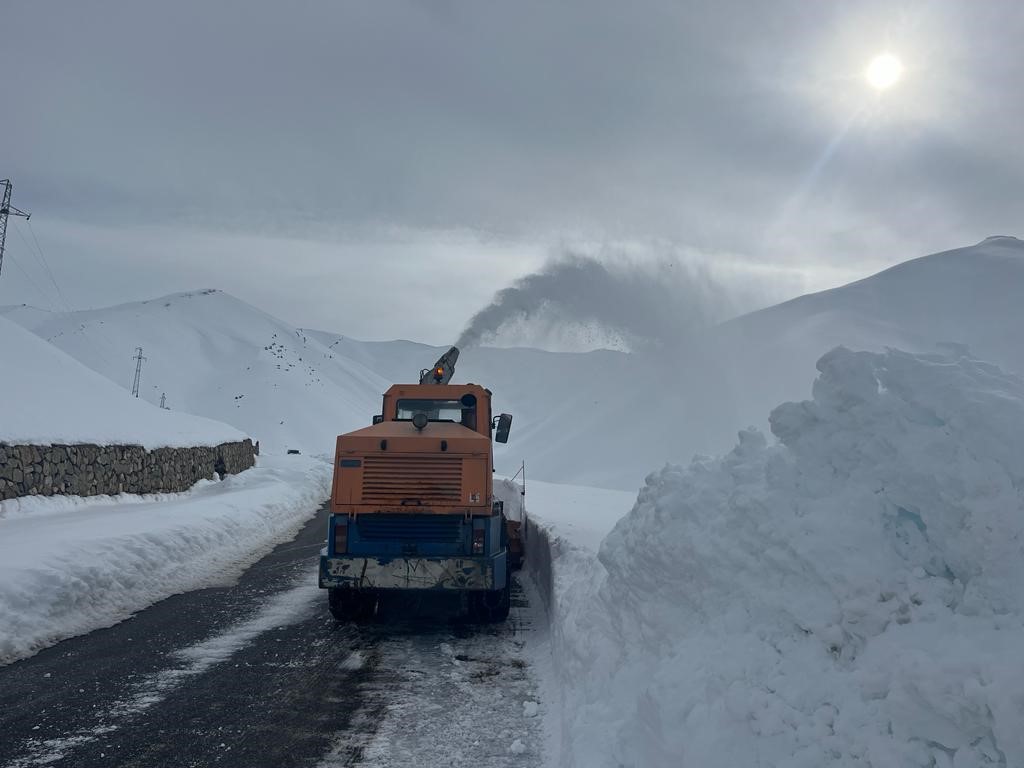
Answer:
318;512;508;592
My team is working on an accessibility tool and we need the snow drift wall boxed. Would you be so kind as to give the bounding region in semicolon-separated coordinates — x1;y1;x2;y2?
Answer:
0;440;255;501
550;346;1024;768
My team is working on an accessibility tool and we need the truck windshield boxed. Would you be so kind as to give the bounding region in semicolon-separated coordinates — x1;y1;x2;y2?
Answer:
396;399;467;423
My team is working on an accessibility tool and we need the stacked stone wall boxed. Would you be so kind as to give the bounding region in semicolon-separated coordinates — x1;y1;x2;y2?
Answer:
0;439;255;501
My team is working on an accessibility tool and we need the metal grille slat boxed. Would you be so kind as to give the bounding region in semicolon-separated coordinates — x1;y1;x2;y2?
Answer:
360;456;463;505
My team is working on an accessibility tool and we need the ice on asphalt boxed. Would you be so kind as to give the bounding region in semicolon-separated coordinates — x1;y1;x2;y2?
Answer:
528;346;1024;767
0;455;331;664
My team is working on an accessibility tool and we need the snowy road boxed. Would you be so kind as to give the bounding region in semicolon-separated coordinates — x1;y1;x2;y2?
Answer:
0;505;546;768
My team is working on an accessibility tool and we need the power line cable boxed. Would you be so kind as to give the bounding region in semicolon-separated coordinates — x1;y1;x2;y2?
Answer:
26;219;72;311
12;224;61;310
4;251;53;308
11;220;114;367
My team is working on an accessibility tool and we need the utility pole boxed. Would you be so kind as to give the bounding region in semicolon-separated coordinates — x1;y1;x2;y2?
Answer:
131;347;147;398
0;179;31;281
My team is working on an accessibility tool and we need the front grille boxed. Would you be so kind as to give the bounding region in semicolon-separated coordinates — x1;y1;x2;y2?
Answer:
361;456;463;505
357;515;463;543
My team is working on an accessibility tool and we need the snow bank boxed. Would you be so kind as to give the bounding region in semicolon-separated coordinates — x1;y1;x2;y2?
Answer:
0;455;331;664
551;346;1024;767
0;315;245;449
501;477;637;762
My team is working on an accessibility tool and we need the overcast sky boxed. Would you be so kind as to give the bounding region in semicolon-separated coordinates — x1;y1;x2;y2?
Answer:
1;0;1021;343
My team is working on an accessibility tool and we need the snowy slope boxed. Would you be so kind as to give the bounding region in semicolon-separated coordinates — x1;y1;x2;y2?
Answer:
0;315;244;449
703;235;1024;445
542;345;1024;767
311;237;1024;489
2;290;390;455
7;237;1023;487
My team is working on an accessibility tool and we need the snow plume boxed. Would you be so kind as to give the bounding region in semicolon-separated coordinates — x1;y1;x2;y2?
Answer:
457;251;742;351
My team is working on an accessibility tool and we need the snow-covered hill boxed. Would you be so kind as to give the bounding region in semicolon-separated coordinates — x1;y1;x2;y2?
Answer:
3;290;390;456
6;236;1022;486
704;234;1024;441
382;236;1024;489
0;315;243;449
473;235;1024;489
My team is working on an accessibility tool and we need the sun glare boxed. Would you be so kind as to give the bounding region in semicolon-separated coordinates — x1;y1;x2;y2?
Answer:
865;53;904;90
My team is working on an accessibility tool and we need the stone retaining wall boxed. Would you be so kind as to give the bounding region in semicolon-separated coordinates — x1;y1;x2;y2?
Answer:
0;439;255;501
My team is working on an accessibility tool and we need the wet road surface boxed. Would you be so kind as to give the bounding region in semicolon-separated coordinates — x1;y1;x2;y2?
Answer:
0;505;545;768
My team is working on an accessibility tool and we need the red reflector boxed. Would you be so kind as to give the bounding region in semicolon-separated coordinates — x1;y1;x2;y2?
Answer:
334;522;348;554
472;528;485;555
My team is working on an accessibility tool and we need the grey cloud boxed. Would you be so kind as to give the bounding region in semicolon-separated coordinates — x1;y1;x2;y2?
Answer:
1;0;1021;337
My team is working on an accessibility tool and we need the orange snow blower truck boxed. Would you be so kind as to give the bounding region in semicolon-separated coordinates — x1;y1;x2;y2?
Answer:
318;347;521;621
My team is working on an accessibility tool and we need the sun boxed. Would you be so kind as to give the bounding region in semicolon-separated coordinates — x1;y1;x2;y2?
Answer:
865;53;904;90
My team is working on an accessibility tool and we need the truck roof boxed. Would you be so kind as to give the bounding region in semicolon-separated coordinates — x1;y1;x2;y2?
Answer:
341;421;489;441
382;382;491;398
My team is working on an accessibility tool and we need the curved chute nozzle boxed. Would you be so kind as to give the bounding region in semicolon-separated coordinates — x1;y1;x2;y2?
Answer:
420;346;460;385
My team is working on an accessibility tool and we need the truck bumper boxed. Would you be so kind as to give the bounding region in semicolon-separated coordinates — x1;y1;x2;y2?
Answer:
319;553;503;591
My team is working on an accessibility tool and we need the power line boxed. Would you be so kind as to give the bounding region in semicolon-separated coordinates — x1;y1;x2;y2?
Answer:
10;218;114;369
12;224;61;310
4;251;52;307
26;219;72;311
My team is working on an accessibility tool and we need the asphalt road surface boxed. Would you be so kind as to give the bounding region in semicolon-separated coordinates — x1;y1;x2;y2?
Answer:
0;504;545;768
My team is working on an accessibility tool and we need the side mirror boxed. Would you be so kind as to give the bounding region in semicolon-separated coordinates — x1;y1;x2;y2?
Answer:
372;414;384;425
494;413;513;444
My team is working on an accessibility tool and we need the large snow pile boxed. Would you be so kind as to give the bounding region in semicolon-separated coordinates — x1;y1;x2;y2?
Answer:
0;454;331;664
0;315;245;448
2;290;389;455
551;346;1024;767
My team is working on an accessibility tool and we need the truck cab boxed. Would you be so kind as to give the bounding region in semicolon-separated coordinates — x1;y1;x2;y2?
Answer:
318;349;515;621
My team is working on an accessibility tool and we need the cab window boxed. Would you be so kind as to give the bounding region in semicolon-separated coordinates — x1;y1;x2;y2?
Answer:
396;399;465;422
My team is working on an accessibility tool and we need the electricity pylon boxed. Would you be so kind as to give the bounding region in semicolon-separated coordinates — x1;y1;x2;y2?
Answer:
131;347;147;398
0;179;31;280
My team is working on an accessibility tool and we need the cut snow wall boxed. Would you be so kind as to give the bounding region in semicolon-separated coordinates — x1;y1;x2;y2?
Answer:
554;345;1024;767
0;440;255;501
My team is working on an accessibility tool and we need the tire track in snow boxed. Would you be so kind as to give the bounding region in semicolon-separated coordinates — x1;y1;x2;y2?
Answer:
319;579;545;768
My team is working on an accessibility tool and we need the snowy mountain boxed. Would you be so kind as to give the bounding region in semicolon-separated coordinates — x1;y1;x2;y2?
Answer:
0;314;243;449
2;290;389;456
704;234;1024;437
477;235;1024;488
5;236;1022;486
466;235;1024;488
